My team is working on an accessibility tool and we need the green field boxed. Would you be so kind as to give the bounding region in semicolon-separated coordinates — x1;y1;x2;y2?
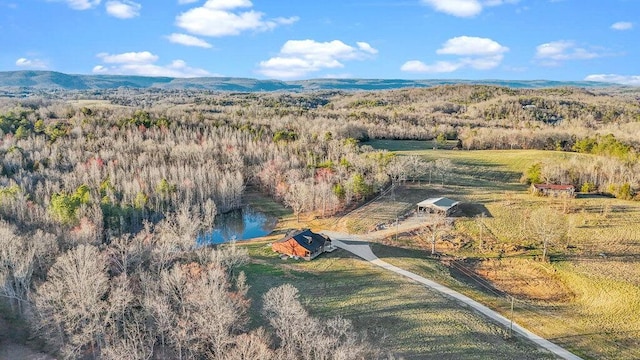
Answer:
343;140;640;359
239;239;556;359
239;141;640;359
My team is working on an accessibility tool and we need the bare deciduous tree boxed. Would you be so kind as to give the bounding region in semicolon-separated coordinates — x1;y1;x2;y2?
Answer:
417;211;449;255
528;208;567;262
0;222;35;315
283;181;310;223
434;158;454;186
387;156;410;187
263;284;386;360
33;244;108;358
221;328;275;360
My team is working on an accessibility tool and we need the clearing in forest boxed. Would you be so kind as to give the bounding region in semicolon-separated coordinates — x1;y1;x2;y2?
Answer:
338;140;640;360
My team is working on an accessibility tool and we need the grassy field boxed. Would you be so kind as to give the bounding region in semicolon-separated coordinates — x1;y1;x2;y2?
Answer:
239;238;556;359
345;140;640;359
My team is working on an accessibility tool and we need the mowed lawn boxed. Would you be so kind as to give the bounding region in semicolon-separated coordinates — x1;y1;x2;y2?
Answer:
239;239;557;359
356;140;640;360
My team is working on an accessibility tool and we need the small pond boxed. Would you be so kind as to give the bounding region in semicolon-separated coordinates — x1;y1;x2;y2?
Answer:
198;206;277;245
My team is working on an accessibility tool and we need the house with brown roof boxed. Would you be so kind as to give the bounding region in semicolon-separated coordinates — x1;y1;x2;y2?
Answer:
272;229;331;260
531;184;575;197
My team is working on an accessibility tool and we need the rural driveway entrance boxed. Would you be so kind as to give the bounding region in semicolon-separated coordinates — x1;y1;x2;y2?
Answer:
321;231;583;360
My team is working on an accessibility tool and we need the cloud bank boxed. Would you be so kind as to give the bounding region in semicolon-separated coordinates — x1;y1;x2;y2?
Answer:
584;74;640;86
105;0;141;19
50;0;101;10
93;51;210;77
176;0;298;37
535;40;603;66
15;57;48;70
401;36;508;73
420;0;518;17
611;21;633;31
257;40;378;79
166;33;213;48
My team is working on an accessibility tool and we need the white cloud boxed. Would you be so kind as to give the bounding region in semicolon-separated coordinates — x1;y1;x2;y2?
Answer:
401;36;508;73
484;0;519;6
97;51;158;64
535;40;604;66
49;0;101;10
437;36;509;56
273;16;299;25
401;60;462;73
421;0;482;17
176;0;298;37
106;0;141;19
611;21;633;31
357;42;378;55
15;57;48;69
204;0;253;10
420;0;517;17
93;52;211;78
279;39;374;60
324;73;353;79
463;55;505;69
257;39;378;79
584;74;640;86
166;33;213;48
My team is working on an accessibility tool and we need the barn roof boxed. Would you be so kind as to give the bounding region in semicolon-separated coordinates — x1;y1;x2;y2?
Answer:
417;197;460;211
277;229;327;252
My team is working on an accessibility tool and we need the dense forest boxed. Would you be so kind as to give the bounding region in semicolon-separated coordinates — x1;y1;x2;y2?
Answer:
1;84;639;358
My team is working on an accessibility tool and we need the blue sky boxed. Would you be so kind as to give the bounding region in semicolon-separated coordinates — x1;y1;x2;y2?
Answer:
1;0;639;84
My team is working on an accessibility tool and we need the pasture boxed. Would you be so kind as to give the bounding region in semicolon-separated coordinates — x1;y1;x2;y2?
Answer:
239;238;556;359
346;140;640;359
238;140;640;359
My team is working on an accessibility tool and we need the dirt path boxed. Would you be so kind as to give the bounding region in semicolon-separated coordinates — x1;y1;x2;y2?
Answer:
321;230;583;360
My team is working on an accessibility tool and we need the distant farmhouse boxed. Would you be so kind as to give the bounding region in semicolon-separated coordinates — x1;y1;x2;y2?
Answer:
531;184;576;197
417;197;460;216
272;229;332;260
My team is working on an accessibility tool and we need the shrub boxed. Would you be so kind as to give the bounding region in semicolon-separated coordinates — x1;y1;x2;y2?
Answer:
521;163;543;184
617;183;634;200
581;182;597;193
49;184;91;224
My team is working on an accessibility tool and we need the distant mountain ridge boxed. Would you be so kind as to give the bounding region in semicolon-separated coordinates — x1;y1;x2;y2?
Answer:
0;70;620;92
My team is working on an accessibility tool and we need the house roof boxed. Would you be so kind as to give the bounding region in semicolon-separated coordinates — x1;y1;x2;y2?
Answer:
417;197;460;211
533;184;575;191
276;229;327;252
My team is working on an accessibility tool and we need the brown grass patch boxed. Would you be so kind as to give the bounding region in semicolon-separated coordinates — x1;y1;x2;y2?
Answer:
471;258;574;302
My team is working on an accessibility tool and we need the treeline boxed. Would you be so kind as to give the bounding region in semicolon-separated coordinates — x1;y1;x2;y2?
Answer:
10;85;640;151
0;219;391;359
2;86;640;225
522;155;640;200
572;133;637;160
0;100;399;237
3;86;639;230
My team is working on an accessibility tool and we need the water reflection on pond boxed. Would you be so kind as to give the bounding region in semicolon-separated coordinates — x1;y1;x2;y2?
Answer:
198;206;277;245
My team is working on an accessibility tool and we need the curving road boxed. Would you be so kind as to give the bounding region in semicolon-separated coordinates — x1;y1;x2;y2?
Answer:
321;230;583;360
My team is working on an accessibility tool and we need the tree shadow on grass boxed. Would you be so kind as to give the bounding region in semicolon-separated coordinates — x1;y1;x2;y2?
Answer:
457;203;493;218
244;241;558;359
